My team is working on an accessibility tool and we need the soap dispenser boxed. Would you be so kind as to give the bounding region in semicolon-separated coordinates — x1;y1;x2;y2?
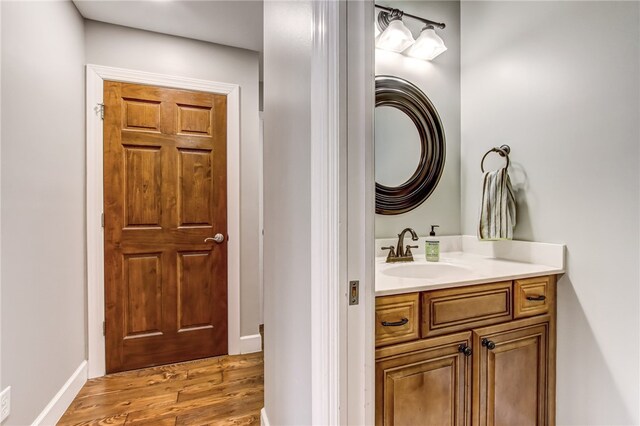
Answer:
425;225;440;262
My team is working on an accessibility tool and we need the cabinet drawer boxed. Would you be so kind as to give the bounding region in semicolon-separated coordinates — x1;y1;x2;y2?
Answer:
376;293;420;347
422;282;512;337
514;276;551;319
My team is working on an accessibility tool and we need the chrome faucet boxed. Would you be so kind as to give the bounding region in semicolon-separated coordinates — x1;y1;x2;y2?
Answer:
382;228;419;263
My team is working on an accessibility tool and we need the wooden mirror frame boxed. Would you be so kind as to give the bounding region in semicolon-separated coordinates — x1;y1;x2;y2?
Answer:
375;75;446;215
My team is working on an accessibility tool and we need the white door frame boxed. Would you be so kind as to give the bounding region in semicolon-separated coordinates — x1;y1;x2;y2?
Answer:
258;112;264;327
310;1;344;423
85;64;241;378
345;1;376;424
309;1;375;424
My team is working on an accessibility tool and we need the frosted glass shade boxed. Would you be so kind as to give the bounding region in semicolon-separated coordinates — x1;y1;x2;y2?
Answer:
405;27;447;60
375;19;415;53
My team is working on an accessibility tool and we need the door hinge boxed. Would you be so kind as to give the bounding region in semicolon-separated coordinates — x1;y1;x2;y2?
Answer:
349;280;359;305
101;212;104;228
102;321;106;336
96;103;104;120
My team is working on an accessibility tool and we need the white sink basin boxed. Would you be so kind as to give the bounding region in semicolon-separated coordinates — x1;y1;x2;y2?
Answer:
381;262;474;280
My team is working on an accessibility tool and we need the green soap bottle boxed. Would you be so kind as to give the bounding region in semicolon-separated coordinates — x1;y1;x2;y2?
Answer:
425;225;440;262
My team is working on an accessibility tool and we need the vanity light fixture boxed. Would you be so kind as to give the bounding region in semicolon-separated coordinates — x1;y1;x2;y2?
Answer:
375;4;447;61
375;10;415;53
405;25;447;60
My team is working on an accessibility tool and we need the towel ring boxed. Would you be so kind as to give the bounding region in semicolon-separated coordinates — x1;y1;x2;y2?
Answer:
481;145;511;172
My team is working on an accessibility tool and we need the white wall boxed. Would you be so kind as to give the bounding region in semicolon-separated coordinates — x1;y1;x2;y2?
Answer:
0;2;86;424
461;2;639;424
263;1;313;424
375;1;460;238
84;20;262;337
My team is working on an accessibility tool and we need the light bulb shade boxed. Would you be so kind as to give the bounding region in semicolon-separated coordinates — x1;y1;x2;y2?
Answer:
405;27;447;60
375;19;415;53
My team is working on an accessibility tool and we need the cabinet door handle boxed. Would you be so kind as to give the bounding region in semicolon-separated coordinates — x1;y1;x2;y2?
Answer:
381;318;409;327
481;338;496;350
458;344;472;357
526;295;546;301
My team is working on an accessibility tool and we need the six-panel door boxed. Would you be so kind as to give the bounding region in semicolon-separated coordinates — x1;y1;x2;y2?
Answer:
103;81;228;373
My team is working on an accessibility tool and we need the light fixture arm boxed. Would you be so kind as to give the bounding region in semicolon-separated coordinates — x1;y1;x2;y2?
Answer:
375;4;446;30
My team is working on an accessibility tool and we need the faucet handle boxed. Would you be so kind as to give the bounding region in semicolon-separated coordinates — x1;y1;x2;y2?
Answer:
405;245;419;256
381;246;396;261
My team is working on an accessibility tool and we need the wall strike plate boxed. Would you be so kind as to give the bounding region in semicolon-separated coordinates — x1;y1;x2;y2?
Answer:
1;386;11;423
349;281;359;305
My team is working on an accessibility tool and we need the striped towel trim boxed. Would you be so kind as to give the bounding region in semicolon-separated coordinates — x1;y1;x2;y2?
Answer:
478;167;516;241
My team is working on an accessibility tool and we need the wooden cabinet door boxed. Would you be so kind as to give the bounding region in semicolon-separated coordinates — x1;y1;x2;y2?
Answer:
376;332;472;426
472;316;551;426
103;81;228;373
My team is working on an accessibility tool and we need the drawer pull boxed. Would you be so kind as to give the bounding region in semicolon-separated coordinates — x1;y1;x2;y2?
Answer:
481;338;496;350
381;318;409;327
526;295;546;301
458;344;472;357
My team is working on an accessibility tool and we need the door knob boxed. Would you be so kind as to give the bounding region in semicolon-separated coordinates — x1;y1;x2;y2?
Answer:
205;233;225;244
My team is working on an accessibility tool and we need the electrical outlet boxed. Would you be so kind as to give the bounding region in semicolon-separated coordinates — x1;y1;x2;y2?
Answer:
0;386;10;423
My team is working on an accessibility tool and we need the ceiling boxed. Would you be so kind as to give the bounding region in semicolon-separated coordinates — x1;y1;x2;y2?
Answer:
73;0;263;53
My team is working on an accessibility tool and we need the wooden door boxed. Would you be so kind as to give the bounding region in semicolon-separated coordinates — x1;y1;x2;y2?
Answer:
103;81;228;373
472;316;551;426
375;332;472;426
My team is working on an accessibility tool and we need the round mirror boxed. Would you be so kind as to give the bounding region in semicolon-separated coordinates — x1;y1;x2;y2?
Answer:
375;75;446;215
375;106;422;187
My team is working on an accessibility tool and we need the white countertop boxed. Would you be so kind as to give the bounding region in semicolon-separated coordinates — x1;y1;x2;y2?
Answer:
375;250;565;296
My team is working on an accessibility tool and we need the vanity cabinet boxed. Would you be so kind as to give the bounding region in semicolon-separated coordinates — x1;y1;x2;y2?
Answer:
375;276;556;426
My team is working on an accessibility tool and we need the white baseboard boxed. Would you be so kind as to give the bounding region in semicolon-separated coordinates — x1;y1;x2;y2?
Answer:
239;333;262;354
260;407;270;426
32;360;87;426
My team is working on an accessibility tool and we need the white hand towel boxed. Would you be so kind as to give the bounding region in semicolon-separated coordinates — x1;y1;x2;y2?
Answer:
478;167;516;240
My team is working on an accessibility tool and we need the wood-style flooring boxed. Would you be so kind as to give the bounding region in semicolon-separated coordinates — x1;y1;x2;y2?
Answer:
58;352;263;426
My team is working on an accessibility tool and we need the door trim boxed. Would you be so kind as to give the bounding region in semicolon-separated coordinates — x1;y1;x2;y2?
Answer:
308;2;375;423
85;64;241;378
310;1;343;424
345;1;376;425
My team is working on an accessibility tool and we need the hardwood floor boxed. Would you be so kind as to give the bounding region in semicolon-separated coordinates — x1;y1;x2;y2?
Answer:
58;352;263;426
